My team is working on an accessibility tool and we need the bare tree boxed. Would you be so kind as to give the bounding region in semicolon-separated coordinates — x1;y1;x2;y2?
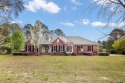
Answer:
31;20;43;55
91;0;125;26
0;0;24;22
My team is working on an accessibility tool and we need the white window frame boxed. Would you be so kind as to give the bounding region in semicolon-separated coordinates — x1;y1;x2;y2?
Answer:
53;45;57;52
77;45;83;52
60;45;63;52
88;46;93;51
67;47;72;52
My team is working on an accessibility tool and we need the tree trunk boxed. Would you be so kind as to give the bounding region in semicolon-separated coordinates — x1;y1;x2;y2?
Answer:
38;46;39;55
35;46;37;56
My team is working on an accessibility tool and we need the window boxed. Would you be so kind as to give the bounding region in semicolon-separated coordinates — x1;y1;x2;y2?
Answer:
67;47;72;52
77;45;83;52
44;37;49;41
53;45;57;52
60;45;64;52
88;46;93;52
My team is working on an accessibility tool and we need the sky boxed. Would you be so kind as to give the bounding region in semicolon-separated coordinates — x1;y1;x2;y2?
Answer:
13;0;121;41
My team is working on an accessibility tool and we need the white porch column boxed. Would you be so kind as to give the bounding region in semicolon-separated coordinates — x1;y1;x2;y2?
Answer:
49;45;52;52
65;45;67;52
41;45;42;53
31;45;32;52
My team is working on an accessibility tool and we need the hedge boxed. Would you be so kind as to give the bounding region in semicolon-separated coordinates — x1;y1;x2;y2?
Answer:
13;52;22;55
99;52;109;56
121;51;125;55
110;49;116;54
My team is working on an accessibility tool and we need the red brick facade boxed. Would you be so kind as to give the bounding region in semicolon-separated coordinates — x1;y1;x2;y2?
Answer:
24;38;99;55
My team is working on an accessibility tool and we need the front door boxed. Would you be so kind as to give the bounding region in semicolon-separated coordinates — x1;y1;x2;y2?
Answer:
45;45;49;53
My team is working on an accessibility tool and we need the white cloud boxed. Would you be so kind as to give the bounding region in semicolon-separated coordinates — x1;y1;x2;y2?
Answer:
71;0;82;5
11;20;22;24
82;19;89;25
61;22;75;27
91;21;125;27
91;22;106;27
25;0;61;14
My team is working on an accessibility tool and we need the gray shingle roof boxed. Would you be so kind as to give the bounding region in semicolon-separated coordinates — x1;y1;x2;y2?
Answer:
27;36;98;45
65;36;98;45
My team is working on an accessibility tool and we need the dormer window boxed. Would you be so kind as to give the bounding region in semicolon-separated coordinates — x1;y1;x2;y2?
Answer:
44;36;50;41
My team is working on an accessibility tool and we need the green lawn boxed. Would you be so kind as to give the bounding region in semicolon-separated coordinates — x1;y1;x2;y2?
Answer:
0;55;125;83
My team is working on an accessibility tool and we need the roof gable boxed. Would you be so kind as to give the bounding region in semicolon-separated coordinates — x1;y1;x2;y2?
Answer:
52;37;64;43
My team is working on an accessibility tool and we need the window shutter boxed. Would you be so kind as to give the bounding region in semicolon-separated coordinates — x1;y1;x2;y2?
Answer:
59;45;60;52
56;45;57;52
33;45;34;52
77;46;78;51
92;46;93;52
30;45;31;52
63;45;65;52
52;45;53;52
37;48;38;52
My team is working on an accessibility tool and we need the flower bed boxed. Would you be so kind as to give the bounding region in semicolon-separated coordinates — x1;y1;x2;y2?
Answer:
22;52;29;55
84;51;93;56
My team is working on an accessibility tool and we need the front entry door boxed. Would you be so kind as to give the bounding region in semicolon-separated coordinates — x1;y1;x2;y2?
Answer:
45;45;49;52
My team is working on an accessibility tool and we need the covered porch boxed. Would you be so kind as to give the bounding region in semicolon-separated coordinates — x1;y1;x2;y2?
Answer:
25;43;74;55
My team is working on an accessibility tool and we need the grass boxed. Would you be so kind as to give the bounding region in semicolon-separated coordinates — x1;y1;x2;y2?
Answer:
0;55;125;83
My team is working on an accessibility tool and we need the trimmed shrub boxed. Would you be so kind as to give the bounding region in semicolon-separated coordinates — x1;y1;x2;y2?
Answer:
71;52;77;56
13;52;22;55
84;52;93;56
22;52;29;56
110;49;116;54
99;52;109;56
63;51;68;56
121;51;125;55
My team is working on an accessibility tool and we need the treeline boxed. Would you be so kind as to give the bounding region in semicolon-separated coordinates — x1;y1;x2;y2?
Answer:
98;28;125;54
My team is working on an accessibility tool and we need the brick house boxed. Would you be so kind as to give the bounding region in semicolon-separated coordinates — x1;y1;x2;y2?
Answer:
25;36;99;55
